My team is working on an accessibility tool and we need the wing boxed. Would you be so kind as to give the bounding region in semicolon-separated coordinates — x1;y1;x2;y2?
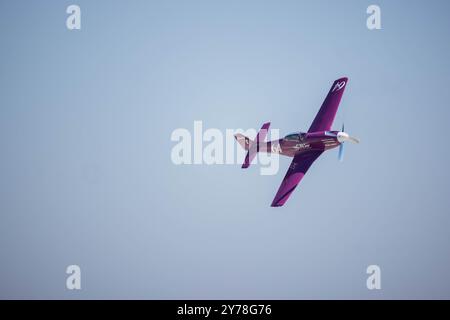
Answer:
271;150;323;207
308;77;348;133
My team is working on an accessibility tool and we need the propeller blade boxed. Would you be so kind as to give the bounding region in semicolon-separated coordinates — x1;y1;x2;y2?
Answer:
338;142;345;162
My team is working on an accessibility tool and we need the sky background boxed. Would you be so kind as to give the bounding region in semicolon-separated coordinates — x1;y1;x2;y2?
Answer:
1;0;450;299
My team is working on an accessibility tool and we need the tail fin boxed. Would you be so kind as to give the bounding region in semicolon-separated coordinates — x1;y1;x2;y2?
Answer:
237;122;270;169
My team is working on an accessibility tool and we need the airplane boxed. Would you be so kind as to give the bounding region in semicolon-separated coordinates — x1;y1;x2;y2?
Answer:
234;77;359;207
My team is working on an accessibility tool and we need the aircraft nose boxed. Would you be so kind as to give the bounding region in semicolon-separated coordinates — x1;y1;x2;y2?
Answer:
337;132;349;143
337;132;360;144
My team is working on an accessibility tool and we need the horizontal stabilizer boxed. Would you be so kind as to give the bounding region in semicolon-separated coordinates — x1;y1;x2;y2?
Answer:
234;133;252;151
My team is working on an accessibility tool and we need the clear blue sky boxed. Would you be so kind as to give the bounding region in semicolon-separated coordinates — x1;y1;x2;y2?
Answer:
1;0;450;298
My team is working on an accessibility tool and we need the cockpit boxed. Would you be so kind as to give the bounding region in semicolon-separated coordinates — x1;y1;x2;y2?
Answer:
284;132;307;142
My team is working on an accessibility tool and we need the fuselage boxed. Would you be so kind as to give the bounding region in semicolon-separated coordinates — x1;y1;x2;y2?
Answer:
259;131;341;157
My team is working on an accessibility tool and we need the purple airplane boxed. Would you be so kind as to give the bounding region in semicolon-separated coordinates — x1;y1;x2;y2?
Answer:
235;77;359;207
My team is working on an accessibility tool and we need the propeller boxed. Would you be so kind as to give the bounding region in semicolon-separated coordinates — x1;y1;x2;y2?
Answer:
338;123;345;162
337;123;360;161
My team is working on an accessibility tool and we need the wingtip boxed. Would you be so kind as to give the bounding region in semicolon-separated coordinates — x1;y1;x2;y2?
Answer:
270;201;284;207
